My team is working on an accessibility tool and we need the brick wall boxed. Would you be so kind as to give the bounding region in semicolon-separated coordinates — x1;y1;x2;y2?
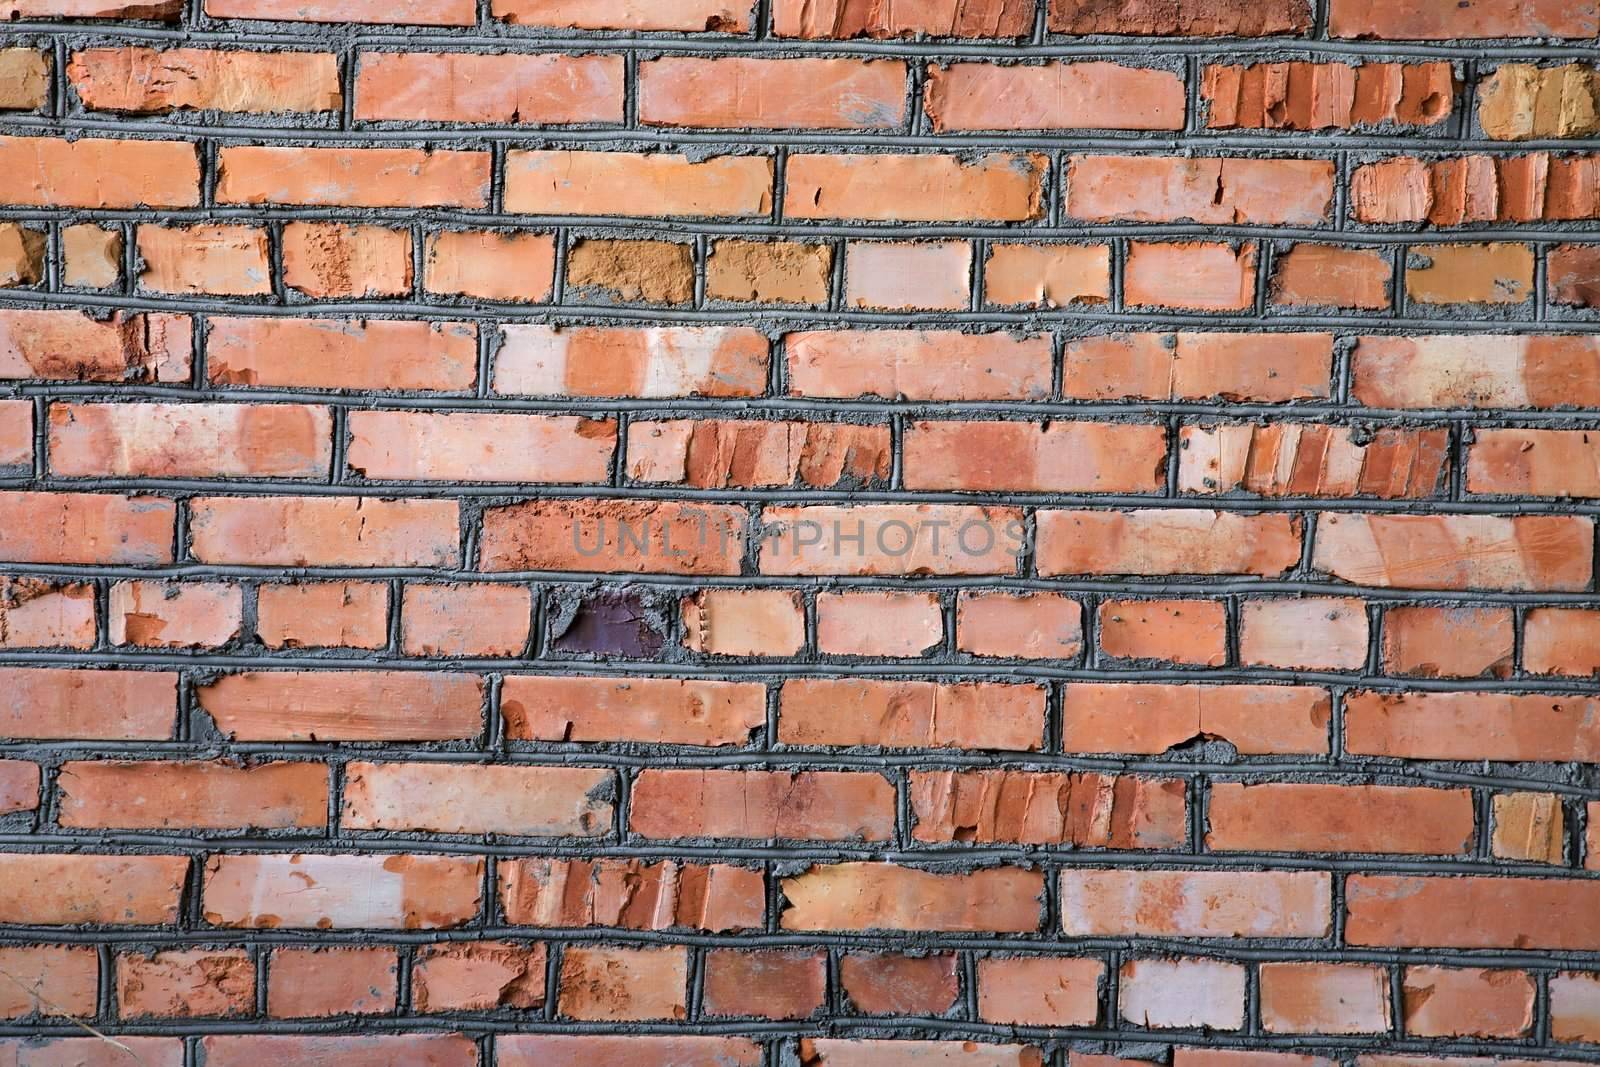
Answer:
0;0;1599;1062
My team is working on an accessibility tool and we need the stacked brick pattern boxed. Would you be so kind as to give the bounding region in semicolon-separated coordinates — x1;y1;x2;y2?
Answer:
2;0;1600;1062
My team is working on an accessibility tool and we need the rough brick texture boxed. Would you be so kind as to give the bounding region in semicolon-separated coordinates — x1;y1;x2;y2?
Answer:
0;4;1597;1064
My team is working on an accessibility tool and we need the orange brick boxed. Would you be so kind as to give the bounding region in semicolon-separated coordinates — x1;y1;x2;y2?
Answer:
927;61;1183;131
348;411;613;483
217;146;490;207
208;318;478;392
356;52;623;123
640;57;907;128
1124;241;1257;311
49;402;332;479
681;588;805;656
816;590;942;656
109;580;243;649
904;420;1166;493
0;135;199;208
69;47;339;113
401;582;532;656
1098;598;1228;666
1206;782;1474;854
505;150;772;217
786;153;1045;221
256;582;388;650
1066;155;1333;224
281;222;412;299
426;231;556;302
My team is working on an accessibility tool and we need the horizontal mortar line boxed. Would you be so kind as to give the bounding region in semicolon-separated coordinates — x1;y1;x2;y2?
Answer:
12;747;1591;794
11;21;1600;60
0;925;1596;969
2;564;1599;602
17;479;1600;513
6;745;1594;797
7;649;1600;695
15;387;1600;424
0;836;1594;878
9;113;1600;154
5;208;1600;245
0;1018;1589;1056
6;290;1600;334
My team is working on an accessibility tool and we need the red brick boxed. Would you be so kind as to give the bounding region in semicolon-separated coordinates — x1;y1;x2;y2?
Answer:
776;0;1034;37
49;402;332;479
1550;244;1600;307
841;953;959;1015
257;581;388;650
1354;334;1600;409
348;411;612;484
816;590;942;656
0;945;97;1018
558;945;687;1021
1347;875;1600;949
495;324;767;398
501;675;766;746
1345;690;1600;761
1060;682;1331;755
1124;241;1257;311
357;52;622;123
498;1036;760;1067
0;579;95;649
71;47;338;113
1469;428;1600;497
1382;605;1515;678
1552;971;1600;1041
801;1041;1041;1067
1206;783;1474;854
1313;513;1592;591
1260;962;1390;1034
1179;423;1448;498
1051;0;1311;34
926;61;1183;132
479;498;744;575
844;240;971;310
217;146;490;207
0;760;38;814
760;503;1025;576
1402;966;1535;1038
1272;244;1393;309
426;231;555;302
1060;869;1331;937
780;678;1046;750
782;864;1043;932
201;1035;477;1067
1350;153;1600;224
629;419;888;490
957;592;1083;659
136;223;270;295
342;761;609;835
0;135;199;208
59;759;326;830
203;853;482;929
505;150;772;217
985;243;1110;306
788;329;1051;401
117;948;254;1018
267;948;398;1017
903;420;1166;493
1120;957;1246;1030
1038;509;1302;577
198;671;483;741
1526;608;1600;676
911;770;1186;847
0;853;187;925
702;949;825;1019
0;668;176;740
411;942;545;1012
1066;156;1333;224
1205;61;1454;130
1063;332;1334;402
189;496;460;567
0;400;30;468
786;153;1045;221
977;956;1102;1026
0;491;173;565
1098;598;1228;666
1329;0;1596;38
0;1039;182;1067
401;583;532;657
282;222;412;299
491;0;753;31
631;768;895;841
210;0;475;21
640;57;906;129
682;588;805;656
1;309;189;383
208;317;478;392
1240;597;1369;670
499;857;763;931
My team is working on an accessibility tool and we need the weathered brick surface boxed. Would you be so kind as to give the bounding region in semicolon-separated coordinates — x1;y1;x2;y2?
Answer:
0;6;1596;1062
